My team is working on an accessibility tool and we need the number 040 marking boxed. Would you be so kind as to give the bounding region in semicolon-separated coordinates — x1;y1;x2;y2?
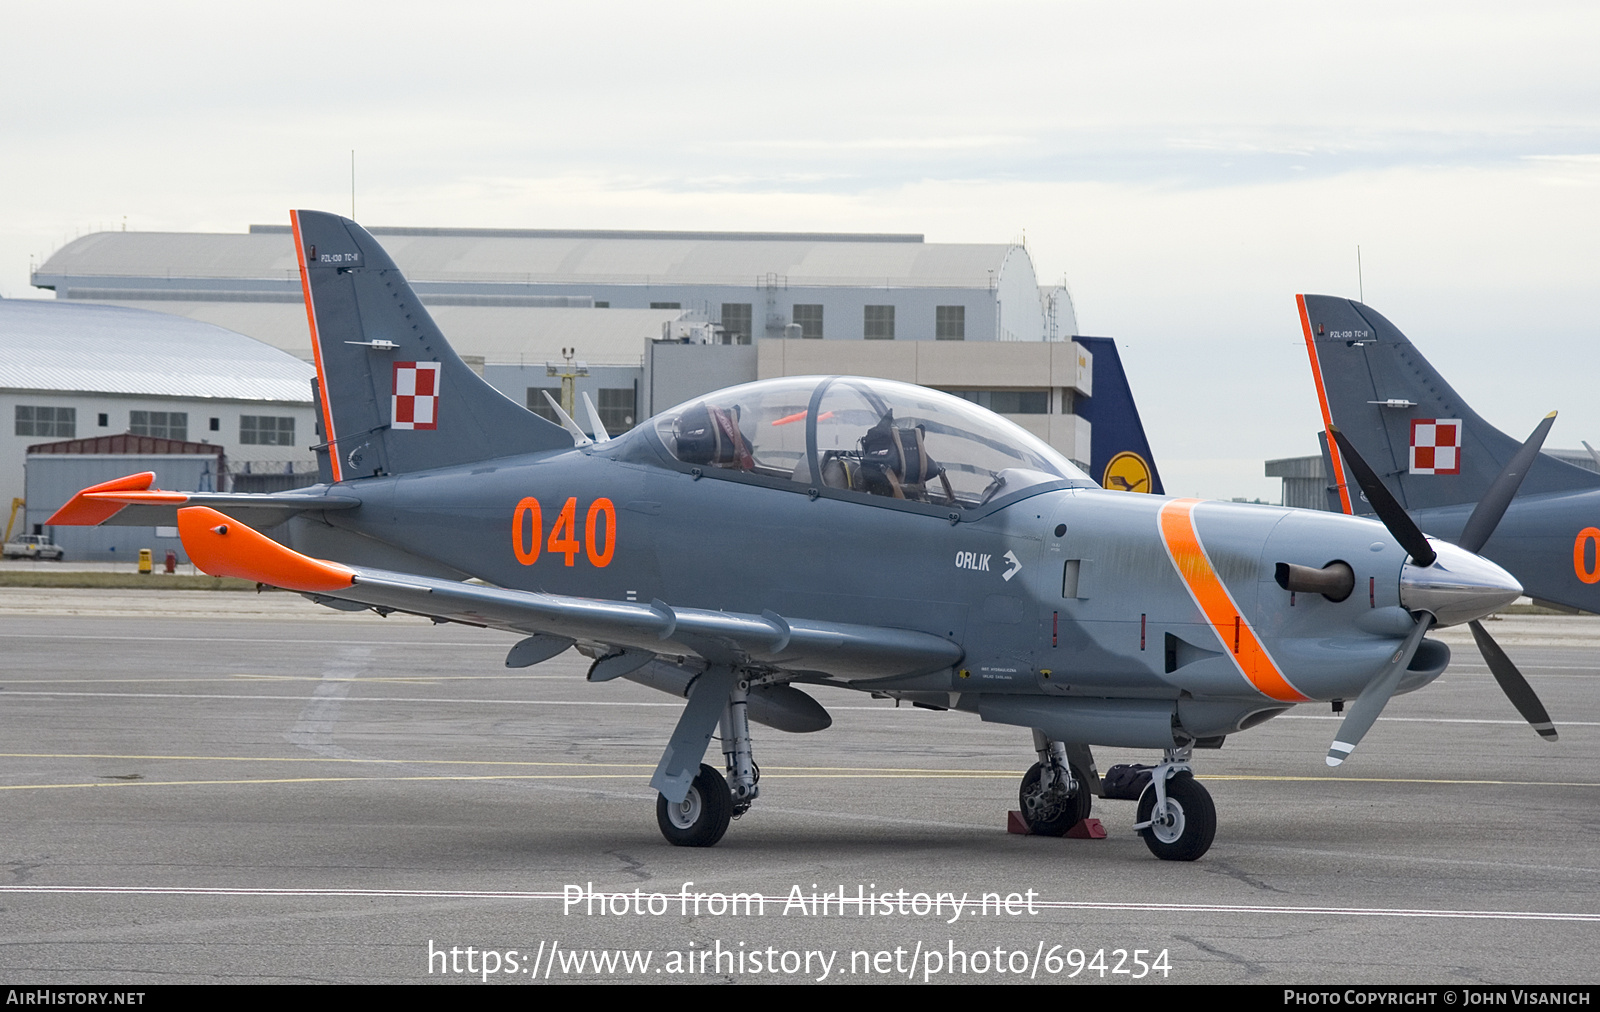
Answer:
513;496;616;567
1575;527;1600;585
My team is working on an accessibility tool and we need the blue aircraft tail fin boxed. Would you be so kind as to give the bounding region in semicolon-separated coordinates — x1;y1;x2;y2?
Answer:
1297;294;1600;515
1071;336;1164;495
290;210;571;482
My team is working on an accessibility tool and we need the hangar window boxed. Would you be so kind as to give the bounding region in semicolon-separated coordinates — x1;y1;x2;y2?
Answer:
526;388;562;422
597;388;636;433
241;415;296;446
15;405;75;438
947;389;1050;414
793;304;823;339
864;305;895;340
720;304;753;345
650;302;682;310
130;411;187;441
936;306;966;341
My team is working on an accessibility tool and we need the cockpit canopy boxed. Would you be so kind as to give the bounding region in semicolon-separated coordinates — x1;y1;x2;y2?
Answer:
650;376;1089;508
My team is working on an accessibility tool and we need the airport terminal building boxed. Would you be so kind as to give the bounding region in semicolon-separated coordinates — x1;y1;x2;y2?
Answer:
33;224;1093;462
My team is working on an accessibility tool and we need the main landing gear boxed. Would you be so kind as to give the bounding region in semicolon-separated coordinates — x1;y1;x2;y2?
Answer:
1017;730;1092;836
657;764;733;847
655;675;760;848
1132;747;1216;862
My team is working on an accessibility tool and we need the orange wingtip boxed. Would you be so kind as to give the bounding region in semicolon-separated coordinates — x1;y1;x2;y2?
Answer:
177;506;354;593
46;472;158;526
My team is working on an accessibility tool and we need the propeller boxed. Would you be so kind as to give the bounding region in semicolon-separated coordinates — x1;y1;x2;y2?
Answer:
1328;426;1434;567
1326;612;1434;766
1322;420;1559;765
1457;412;1556;554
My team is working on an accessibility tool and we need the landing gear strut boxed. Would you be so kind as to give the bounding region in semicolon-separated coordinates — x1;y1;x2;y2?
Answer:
720;680;760;816
654;672;759;848
1133;746;1216;861
1017;730;1092;836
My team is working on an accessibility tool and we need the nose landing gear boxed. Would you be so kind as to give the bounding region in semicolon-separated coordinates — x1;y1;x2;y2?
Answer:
1132;749;1216;861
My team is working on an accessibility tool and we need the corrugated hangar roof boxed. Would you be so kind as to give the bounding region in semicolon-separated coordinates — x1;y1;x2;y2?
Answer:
0;300;314;402
89;300;682;366
36;225;1018;291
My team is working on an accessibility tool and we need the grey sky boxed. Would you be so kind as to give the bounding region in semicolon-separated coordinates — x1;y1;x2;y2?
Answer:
4;1;1596;499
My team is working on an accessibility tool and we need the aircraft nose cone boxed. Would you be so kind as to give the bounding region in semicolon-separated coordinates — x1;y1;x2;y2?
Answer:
1399;540;1522;627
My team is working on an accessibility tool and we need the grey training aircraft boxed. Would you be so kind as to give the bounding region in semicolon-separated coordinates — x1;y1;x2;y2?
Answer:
1299;293;1600;742
44;215;1545;860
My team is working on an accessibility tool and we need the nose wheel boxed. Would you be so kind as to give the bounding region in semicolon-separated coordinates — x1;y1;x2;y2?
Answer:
656;763;733;847
1135;772;1215;861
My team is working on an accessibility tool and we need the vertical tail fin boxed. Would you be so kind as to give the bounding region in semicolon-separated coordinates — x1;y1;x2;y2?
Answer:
291;210;572;481
1072;335;1164;494
1297;294;1599;514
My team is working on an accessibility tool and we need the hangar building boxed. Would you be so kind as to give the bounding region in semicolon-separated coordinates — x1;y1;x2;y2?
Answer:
0;300;316;558
34;224;1093;464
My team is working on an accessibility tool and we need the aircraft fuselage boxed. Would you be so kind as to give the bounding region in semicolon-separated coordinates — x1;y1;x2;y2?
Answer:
304;439;1437;740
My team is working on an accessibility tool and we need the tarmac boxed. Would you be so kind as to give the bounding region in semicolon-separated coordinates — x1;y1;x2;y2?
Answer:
0;587;1595;985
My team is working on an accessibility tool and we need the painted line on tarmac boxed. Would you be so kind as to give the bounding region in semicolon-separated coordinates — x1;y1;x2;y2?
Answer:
6;690;1598;733
0;884;1594;923
0;766;1594;791
0;634;500;646
0;690;683;706
0;674;579;685
0;753;1011;774
1281;714;1600;726
0;772;1022;791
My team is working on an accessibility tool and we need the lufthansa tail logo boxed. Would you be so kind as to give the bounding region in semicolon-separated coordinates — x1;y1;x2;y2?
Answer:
1102;451;1153;493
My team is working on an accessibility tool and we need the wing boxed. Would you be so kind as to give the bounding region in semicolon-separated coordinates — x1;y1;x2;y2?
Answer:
47;472;360;529
177;506;961;682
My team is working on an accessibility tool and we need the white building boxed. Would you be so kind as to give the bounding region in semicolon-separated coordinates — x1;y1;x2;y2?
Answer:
0;300;317;537
33;224;1092;463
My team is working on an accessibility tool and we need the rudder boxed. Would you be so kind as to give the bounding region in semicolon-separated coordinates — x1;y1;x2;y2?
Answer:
291;210;572;481
1072;335;1164;495
1297;294;1599;514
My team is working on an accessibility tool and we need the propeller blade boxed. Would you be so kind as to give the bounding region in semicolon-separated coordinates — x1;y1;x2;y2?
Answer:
1327;613;1435;766
1458;412;1557;554
1329;426;1436;567
1469;619;1559;742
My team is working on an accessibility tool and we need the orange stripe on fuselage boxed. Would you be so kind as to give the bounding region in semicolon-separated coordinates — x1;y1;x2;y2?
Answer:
291;210;342;484
1297;294;1353;514
1158;498;1310;703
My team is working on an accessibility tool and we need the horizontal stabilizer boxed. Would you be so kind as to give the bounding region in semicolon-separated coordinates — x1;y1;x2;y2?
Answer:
48;472;360;528
46;472;156;526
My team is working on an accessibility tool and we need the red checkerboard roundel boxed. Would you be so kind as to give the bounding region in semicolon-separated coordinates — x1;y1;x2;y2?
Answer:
393;361;441;431
1409;418;1461;475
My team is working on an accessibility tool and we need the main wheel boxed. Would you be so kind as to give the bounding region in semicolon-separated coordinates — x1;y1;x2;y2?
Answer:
1135;773;1215;861
656;763;733;847
1018;761;1092;836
